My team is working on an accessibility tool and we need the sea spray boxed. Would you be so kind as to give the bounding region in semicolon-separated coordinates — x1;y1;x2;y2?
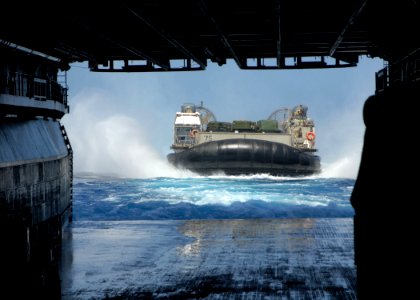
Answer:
62;93;193;178
319;154;361;179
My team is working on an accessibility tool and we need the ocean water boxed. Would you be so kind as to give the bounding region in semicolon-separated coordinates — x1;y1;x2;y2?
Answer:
61;173;357;299
73;173;355;221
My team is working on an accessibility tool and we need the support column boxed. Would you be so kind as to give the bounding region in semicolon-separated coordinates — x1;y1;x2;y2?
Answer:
351;82;419;299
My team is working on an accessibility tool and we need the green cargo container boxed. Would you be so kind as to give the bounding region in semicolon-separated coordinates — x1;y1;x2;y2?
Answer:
257;120;279;132
206;121;232;132
232;120;257;132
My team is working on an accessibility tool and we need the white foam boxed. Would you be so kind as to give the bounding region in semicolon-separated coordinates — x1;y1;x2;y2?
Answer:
318;154;361;179
63;93;197;179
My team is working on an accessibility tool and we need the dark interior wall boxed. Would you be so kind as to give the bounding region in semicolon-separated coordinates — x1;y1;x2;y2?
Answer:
351;81;419;299
0;118;72;299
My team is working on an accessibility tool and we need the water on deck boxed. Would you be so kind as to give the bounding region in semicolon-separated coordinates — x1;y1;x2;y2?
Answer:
60;218;356;299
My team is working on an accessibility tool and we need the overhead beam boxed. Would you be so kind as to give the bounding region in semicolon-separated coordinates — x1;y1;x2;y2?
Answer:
91;61;204;72
124;4;206;70
275;0;282;68
55;42;97;62
110;40;170;70
329;0;367;57
242;56;356;70
0;38;61;62
197;0;243;68
72;18;170;70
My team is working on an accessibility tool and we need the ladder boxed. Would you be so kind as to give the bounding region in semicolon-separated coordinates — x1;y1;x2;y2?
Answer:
60;122;73;222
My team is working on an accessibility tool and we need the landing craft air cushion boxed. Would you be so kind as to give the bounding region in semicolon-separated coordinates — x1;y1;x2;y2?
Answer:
167;103;321;176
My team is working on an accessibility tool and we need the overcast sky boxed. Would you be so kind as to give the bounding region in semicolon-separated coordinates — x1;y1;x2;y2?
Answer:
62;56;384;178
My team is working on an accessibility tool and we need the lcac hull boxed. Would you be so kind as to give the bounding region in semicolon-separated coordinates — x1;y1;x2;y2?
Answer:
167;138;321;176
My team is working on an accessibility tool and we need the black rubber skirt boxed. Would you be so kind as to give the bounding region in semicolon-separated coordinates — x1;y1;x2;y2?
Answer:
167;139;321;176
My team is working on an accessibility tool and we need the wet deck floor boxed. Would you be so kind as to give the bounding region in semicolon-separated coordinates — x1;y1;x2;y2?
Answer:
60;218;356;299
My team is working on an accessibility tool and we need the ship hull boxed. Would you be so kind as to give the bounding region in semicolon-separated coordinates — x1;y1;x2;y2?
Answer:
167;139;321;176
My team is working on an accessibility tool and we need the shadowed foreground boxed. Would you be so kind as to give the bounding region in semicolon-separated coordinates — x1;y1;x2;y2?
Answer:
60;218;355;299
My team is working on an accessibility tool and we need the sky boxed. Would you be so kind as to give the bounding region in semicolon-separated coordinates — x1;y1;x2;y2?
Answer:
61;56;384;179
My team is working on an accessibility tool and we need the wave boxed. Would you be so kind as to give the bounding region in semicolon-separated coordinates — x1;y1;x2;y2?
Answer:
73;176;354;220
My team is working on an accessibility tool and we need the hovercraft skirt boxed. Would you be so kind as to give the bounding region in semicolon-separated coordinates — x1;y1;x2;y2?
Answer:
167;139;320;176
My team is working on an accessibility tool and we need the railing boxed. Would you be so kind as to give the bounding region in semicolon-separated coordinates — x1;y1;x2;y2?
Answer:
33;78;47;100
375;50;420;93
1;72;68;106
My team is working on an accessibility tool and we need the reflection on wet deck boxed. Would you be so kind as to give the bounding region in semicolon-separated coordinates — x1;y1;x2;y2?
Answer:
60;218;355;299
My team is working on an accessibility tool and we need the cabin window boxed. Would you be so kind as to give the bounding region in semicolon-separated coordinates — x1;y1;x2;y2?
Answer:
175;126;196;144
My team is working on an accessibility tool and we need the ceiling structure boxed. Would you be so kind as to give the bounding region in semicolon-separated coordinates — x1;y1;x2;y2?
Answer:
1;0;419;73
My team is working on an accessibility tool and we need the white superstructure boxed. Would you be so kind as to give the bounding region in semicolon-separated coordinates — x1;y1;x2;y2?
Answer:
171;104;202;152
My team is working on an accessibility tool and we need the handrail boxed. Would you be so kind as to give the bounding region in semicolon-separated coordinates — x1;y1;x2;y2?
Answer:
1;71;67;105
